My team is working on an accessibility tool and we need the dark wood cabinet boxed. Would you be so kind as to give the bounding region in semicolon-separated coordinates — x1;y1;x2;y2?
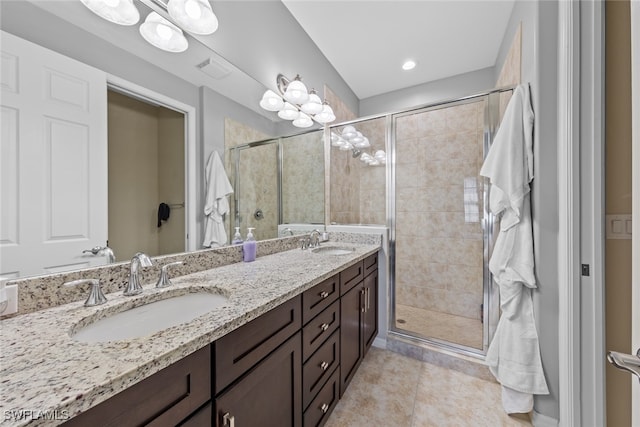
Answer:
215;332;302;427
363;269;378;353
62;346;211;427
340;281;365;395
339;253;379;396
63;251;379;427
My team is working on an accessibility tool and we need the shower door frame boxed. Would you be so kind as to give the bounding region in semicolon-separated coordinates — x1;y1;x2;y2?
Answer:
352;85;516;358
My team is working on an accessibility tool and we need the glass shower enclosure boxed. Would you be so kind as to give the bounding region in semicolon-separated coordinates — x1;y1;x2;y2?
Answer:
329;88;512;355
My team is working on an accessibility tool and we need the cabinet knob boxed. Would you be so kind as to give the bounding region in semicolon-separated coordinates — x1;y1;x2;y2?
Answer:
320;323;329;332
319;291;329;299
320;403;329;414
320;361;329;371
223;412;235;427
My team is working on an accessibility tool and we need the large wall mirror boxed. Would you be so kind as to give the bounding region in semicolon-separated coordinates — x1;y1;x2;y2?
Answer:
1;0;519;280
229;129;324;241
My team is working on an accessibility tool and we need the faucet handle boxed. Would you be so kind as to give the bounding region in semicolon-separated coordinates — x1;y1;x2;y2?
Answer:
156;261;183;288
64;279;107;307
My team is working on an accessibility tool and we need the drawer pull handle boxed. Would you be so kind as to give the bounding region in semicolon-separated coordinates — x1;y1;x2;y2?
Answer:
319;291;329;299
320;361;329;371
223;413;235;427
320;323;329;331
320;403;329;413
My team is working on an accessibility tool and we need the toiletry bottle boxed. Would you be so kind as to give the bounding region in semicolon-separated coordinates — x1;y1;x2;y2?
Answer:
242;228;257;262
232;227;243;244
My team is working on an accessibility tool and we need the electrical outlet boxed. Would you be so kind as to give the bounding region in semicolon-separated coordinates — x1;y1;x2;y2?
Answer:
1;285;18;316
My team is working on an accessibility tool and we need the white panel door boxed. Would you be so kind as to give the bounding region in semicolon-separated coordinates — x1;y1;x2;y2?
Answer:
0;31;108;278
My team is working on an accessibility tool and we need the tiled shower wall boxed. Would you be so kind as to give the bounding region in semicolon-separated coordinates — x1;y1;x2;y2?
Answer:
329;117;386;225
224;118;275;241
394;101;485;321
282;131;324;225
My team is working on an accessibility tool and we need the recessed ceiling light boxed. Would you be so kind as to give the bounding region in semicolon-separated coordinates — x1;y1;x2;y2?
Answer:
402;60;417;71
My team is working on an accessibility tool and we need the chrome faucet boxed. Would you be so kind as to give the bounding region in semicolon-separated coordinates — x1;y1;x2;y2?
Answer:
309;229;322;248
279;227;294;237
83;246;116;264
64;279;107;307
124;252;152;296
156;261;183;288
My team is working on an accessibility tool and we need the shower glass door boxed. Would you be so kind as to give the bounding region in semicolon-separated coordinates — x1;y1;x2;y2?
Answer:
392;97;490;353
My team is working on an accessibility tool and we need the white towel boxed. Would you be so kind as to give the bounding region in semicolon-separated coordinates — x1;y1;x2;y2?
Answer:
479;84;549;413
202;151;234;248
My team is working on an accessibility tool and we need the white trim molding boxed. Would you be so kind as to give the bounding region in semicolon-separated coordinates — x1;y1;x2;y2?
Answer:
557;1;582;426
106;74;198;253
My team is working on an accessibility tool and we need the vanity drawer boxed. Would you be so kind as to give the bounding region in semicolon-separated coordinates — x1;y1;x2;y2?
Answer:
302;329;340;410
339;261;364;294
63;346;210;427
302;299;340;361
215;295;301;394
363;252;378;277
302;274;339;325
303;368;340;427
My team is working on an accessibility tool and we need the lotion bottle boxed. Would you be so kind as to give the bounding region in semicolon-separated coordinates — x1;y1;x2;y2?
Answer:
242;227;257;262
232;227;243;244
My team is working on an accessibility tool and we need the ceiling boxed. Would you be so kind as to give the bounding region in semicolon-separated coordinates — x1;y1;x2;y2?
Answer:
7;0;516;118
282;0;516;99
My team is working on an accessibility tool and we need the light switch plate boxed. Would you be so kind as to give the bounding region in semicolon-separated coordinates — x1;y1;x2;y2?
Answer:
606;214;632;240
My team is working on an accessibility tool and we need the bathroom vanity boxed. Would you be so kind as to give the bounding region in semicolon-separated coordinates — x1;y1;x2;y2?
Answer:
0;240;380;427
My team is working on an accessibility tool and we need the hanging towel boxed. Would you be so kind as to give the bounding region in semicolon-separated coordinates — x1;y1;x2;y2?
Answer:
479;83;549;414
157;203;170;227
203;151;234;248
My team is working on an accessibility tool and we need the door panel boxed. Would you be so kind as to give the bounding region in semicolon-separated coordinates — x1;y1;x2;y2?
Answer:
0;31;108;278
631;2;640;424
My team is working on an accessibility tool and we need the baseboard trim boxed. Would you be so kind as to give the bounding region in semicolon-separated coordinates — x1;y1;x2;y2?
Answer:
532;410;559;427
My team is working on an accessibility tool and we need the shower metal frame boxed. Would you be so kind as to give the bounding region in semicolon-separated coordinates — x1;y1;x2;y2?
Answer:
229;127;325;235
328;85;516;358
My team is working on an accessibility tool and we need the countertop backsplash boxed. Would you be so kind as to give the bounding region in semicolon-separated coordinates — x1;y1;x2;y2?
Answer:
2;232;381;318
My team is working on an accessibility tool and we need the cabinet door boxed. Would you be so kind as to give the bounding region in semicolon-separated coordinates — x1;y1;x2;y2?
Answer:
63;346;210;427
339;283;364;396
215;332;302;427
363;270;378;355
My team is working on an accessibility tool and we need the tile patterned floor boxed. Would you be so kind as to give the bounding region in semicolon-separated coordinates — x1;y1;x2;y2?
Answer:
325;347;532;427
395;304;483;350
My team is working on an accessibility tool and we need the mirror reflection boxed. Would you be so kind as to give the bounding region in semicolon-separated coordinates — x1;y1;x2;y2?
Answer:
229;129;324;242
1;0;516;281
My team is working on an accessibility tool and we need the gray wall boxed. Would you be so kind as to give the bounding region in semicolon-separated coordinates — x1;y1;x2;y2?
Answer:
359;67;495;116
204;1;359;118
529;1;560;422
494;1;560;422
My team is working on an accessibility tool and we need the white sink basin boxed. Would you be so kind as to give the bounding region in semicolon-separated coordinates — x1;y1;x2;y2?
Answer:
71;292;228;343
311;246;355;256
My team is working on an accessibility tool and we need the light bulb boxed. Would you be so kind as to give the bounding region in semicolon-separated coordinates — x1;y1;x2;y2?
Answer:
156;23;173;40
184;0;202;19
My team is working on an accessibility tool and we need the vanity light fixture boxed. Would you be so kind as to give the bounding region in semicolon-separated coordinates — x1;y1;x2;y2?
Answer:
167;0;218;35
139;12;189;53
331;126;386;166
80;0;140;25
259;74;336;128
81;0;219;53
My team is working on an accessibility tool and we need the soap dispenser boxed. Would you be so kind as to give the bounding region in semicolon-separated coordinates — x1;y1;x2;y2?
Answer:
242;227;257;262
232;227;243;244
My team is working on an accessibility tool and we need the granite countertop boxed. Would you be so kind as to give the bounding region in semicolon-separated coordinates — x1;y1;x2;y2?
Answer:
0;242;380;426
